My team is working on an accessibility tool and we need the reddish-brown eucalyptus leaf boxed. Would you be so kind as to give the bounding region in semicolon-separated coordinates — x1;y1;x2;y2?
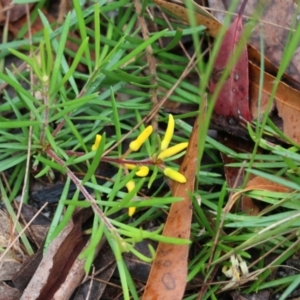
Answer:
143;103;204;300
209;0;251;122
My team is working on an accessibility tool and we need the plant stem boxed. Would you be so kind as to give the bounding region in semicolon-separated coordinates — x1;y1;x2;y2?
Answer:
46;148;117;233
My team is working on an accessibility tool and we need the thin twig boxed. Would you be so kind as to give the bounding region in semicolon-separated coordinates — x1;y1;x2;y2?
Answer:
0;202;48;264
134;0;158;130
85;265;95;300
46;149;118;235
65;150;157;165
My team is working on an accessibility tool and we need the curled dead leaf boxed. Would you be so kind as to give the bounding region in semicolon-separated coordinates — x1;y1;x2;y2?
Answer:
224;176;291;214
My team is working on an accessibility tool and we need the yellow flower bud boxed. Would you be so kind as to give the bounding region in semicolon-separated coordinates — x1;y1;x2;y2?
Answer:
164;167;187;183
136;166;149;177
126;180;135;192
158;142;188;160
92;134;102;151
129;125;153;151
128;206;136;217
126;180;136;217
125;164;149;177
161;114;174;150
125;163;135;170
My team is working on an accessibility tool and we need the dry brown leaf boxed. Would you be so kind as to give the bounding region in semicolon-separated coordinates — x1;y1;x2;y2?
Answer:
0;282;21;300
12;249;43;291
244;176;291;193
8;8;56;37
241;176;291;214
73;242;116;300
154;0;221;37
20;211;90;300
224;176;291;213
0;252;21;281
0;0;34;23
0;210;22;253
15;203;51;248
142;110;201;299
0;209;23;281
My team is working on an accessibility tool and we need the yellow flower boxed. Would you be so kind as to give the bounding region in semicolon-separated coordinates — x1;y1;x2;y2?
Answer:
161;114;174;150
136;166;149;177
164;167;186;183
129;125;153;152
92;134;102;151
128;206;136;217
125;164;149;177
126;180;136;216
158;142;188;160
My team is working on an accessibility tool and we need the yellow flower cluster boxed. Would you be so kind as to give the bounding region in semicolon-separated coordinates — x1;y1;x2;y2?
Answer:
92;114;188;216
128;115;188;182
